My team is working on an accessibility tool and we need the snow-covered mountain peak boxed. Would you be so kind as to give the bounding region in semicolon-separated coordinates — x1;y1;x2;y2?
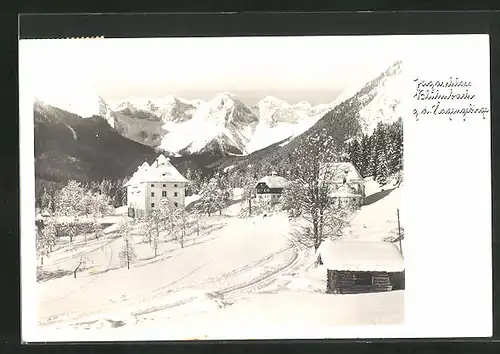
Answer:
293;100;312;109
356;61;403;135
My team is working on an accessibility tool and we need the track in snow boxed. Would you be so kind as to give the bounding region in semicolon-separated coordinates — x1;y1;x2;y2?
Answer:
131;244;300;317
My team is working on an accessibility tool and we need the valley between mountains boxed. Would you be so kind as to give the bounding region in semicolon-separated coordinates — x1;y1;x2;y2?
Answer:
34;60;403;186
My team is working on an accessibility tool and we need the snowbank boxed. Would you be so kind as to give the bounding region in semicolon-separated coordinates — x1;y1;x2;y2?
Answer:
342;182;402;243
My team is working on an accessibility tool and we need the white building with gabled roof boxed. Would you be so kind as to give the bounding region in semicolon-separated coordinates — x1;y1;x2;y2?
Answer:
320;162;366;207
255;171;288;205
125;154;189;218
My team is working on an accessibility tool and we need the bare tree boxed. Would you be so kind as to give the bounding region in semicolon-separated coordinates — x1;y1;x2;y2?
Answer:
150;223;160;257
189;208;202;238
159;198;178;235
176;208;189;248
92;218;104;240
73;256;89;278
284;132;352;251
148;209;164;241
117;218;136;269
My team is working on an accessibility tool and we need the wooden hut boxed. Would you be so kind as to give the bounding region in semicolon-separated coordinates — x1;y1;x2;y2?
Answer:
319;240;405;294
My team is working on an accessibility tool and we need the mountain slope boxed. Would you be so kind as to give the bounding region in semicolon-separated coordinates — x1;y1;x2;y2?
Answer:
101;93;336;156
245;96;333;153
209;60;403;176
34;102;159;182
159;92;259;155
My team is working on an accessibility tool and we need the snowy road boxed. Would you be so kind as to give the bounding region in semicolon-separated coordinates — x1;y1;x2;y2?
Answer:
37;213;295;328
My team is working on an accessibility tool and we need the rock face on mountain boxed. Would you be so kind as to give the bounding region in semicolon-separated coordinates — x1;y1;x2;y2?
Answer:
210;60;404;176
33;60;403;183
34;102;158;182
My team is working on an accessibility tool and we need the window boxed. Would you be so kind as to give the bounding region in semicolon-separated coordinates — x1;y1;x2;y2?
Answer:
354;273;373;286
163;184;166;187
174;184;178;187
151;184;155;187
162;191;167;197
174;202;178;207
150;203;155;208
174;192;178;197
151;192;154;197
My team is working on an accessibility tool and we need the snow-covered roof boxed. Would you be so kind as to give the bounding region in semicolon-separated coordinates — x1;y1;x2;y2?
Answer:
320;162;364;183
319;240;404;272
331;183;362;198
257;175;287;189
125;155;188;186
142;163;189;183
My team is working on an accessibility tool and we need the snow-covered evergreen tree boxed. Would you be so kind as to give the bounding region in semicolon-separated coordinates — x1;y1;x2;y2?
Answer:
55;180;86;217
213;172;233;215
36;219;57;266
367;144;378;179
40;188;52;214
360;134;371;177
198;177;219;216
375;149;390;185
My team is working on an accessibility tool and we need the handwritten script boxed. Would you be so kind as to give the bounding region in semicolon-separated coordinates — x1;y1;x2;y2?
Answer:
412;77;489;121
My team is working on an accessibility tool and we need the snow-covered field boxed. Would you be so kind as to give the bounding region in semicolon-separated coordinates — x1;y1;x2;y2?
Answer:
35;181;404;338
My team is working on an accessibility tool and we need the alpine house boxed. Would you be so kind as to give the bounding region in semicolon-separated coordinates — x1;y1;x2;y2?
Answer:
125;154;189;218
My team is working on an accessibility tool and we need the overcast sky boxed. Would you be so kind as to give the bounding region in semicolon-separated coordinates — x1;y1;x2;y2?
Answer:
28;36;403;106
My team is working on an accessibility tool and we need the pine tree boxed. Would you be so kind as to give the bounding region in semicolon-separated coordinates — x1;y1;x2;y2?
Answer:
40;188;52;213
375;149;390;185
99;179;113;197
198;178;219;216
349;139;362;171
36;219;57;266
55;180;86;217
367;144;378;179
359;135;371;177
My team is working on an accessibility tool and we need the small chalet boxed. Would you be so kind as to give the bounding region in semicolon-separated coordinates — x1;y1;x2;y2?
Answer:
124;154;189;218
255;171;287;205
320;162;366;208
319;240;405;294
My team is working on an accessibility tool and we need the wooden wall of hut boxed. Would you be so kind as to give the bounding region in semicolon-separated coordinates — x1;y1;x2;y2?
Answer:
326;270;395;294
389;271;405;290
